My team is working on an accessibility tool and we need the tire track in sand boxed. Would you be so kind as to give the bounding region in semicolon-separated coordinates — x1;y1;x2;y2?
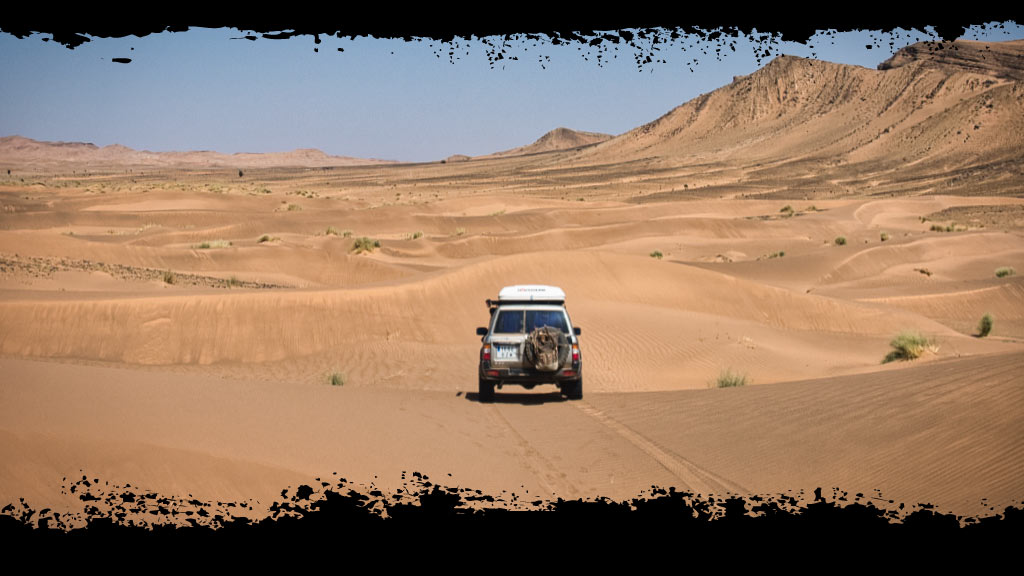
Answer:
486;404;582;499
573;401;748;495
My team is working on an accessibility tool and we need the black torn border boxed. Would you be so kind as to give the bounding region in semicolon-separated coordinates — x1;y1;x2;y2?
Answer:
2;472;1022;546
0;10;1022;70
0;9;1022;548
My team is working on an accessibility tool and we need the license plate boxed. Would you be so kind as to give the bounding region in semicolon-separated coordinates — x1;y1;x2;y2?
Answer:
495;345;519;361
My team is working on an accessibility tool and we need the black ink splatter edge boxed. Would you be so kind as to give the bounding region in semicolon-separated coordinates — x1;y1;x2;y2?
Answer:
3;472;1022;550
1;9;1022;70
1;8;1022;555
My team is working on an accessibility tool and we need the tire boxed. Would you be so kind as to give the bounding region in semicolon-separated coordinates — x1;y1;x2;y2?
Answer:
563;377;582;400
478;376;494;403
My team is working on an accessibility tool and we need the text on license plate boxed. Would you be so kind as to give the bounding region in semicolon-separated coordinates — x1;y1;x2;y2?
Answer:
495;345;519;361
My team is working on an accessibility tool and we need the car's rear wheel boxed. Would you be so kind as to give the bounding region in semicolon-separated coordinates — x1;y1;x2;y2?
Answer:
562;377;582;400
478;377;494;403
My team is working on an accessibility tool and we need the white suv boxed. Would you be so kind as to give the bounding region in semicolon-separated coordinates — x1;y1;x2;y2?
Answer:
476;285;582;402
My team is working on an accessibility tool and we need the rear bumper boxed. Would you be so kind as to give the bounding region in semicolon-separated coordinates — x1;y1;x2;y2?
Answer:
479;365;581;384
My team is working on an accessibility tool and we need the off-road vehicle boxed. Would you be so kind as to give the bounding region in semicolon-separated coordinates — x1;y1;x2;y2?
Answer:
476;285;582;402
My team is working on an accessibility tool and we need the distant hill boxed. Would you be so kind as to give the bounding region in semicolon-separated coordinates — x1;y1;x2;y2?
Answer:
561;39;1024;197
0;136;397;169
481;127;613;158
879;39;1024;81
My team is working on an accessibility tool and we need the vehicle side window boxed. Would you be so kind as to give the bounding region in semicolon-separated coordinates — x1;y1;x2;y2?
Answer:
493;310;524;334
525;310;569;333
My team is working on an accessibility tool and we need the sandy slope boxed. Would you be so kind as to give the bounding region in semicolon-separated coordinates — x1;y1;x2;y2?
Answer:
1;185;1021;520
2;350;1020;518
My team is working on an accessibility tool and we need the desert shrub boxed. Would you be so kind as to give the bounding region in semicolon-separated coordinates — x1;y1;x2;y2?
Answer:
258;234;272;243
227;276;241;288
714;368;748;388
287;203;302;212
834;236;847;246
410;231;423;240
454;227;466;236
880;232;889;242
163;270;175;285
767;251;785;259
914;268;932;277
650;250;663;259
342;229;353;238
995;267;1015;278
329;371;346;387
977;314;994;338
882;331;935;363
780;205;794;215
195;240;232;249
352;237;380;253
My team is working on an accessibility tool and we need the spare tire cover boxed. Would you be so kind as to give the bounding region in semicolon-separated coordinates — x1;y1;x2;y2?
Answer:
525;326;565;372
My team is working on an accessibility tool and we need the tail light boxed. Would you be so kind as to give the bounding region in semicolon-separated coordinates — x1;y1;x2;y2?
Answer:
572;344;579;362
482;345;491;361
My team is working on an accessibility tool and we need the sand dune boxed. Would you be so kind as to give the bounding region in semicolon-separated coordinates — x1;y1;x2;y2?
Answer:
2;350;1020;517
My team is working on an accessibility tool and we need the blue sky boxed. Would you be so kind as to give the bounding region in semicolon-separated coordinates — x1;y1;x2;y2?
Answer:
1;23;1021;163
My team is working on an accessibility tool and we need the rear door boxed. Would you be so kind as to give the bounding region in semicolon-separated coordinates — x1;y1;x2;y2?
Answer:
489;308;526;369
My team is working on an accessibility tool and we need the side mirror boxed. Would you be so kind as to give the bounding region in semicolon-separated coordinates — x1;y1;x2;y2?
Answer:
476;327;488;336
573;327;581;336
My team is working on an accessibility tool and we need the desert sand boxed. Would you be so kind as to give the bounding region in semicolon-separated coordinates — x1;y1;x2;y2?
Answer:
1;39;1022;523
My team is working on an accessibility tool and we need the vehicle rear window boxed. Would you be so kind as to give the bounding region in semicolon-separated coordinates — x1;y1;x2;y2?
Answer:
493;310;524;334
526;310;568;333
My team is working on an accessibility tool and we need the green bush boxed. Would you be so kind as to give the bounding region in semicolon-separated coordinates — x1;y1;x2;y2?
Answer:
325;226;340;236
834;236;847;246
880;232;889;242
995;267;1015;278
163;270;176;285
329;371;346;387
650;250;663;259
410;231;423;240
714;368;748;388
977;314;994;338
882;331;935;363
352;237;381;253
195;240;232;249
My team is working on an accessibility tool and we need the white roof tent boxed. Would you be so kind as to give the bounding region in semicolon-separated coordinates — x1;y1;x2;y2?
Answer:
497;285;566;303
